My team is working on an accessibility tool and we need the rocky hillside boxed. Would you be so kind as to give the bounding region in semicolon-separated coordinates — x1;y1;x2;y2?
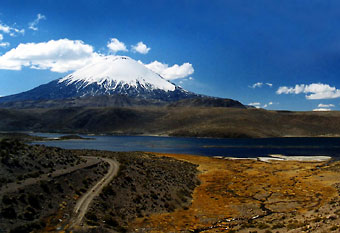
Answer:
0;139;108;233
0;139;200;233
0;139;84;186
70;150;200;232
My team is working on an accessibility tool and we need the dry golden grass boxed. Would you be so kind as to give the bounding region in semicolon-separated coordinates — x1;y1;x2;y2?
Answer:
131;153;340;232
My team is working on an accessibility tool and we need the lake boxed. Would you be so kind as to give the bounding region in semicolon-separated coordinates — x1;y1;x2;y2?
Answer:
30;133;340;158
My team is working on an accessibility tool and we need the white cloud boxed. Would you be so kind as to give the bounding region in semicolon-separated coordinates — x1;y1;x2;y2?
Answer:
313;108;332;112
177;77;194;85
0;24;10;33
143;60;194;80
0;39;98;72
248;102;261;106
0;23;24;36
318;103;334;108
248;102;261;108
262;101;275;108
131;41;150;54
107;38;127;53
276;83;340;99
0;37;195;79
250;82;272;88
28;13;46;31
250;82;263;88
0;42;9;48
248;101;273;109
0;31;10;48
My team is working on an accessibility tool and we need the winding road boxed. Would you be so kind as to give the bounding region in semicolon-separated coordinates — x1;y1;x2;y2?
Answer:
70;157;119;228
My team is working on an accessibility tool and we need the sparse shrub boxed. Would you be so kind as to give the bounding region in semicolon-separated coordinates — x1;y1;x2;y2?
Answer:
18;194;27;204
272;222;285;229
257;222;270;229
86;212;98;222
124;175;133;183
2;194;13;205
2;206;17;219
133;195;142;204
150;192;158;200
28;194;40;209
330;225;339;231
104;215;119;227
40;181;50;194
28;171;40;178
102;185;115;196
17;174;24;181
287;221;305;230
80;188;87;193
240;222;256;229
23;206;36;220
9;221;43;233
82;178;89;187
313;217;322;222
55;182;63;192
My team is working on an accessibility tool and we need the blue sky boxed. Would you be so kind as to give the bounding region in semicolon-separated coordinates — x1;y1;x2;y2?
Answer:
1;0;340;111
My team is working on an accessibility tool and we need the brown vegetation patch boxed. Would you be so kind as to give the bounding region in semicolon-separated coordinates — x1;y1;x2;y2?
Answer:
132;153;340;232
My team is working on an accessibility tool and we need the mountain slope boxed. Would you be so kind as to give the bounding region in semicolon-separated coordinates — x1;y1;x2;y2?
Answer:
168;97;245;108
0;95;167;109
0;55;245;109
0;56;198;103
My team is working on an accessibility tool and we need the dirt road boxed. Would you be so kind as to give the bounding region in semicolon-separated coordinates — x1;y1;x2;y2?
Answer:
70;157;119;228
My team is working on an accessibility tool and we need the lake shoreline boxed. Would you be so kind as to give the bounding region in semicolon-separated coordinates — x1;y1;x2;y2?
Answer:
4;129;340;140
213;154;332;162
28;132;340;159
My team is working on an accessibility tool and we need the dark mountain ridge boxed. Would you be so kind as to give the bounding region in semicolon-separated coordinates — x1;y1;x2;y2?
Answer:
0;94;245;109
1;107;340;138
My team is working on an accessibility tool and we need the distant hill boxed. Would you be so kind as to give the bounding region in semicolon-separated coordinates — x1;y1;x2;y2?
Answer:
168;97;245;108
0;95;166;109
1;107;340;138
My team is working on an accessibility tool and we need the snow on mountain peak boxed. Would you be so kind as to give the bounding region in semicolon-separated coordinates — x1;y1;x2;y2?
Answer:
58;56;176;91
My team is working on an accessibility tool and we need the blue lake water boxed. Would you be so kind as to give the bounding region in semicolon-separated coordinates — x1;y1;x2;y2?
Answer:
31;133;340;158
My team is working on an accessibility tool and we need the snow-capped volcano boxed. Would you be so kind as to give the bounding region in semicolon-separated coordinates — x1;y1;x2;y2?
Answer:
59;56;176;92
0;56;198;103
